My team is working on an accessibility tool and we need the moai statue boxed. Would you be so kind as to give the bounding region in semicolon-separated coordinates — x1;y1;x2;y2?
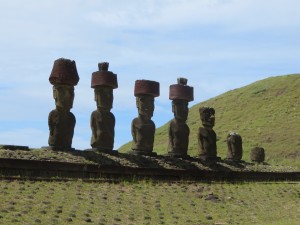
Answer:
46;58;79;151
130;80;160;156
90;62;118;152
198;107;220;161
251;147;265;163
167;78;194;158
226;132;243;162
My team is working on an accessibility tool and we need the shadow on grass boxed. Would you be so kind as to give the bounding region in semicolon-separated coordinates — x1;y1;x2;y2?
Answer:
117;153;165;169
70;150;122;166
159;156;200;170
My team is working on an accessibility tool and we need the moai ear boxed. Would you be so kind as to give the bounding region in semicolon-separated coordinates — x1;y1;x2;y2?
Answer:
136;97;139;108
172;101;175;113
94;89;97;101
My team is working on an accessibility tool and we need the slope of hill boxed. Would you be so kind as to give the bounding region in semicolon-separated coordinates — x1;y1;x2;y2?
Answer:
0;180;299;225
119;74;300;169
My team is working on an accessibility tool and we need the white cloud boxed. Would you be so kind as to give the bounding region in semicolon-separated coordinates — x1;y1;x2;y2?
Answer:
85;0;300;31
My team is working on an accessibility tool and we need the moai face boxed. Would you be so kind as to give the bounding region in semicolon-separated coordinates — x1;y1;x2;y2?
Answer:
53;84;74;110
172;99;188;122
200;107;215;128
136;95;154;120
94;87;113;111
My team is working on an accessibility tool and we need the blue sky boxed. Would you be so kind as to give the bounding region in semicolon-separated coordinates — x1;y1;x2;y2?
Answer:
0;0;299;149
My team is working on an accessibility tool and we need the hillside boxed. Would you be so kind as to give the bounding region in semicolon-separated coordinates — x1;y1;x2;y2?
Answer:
0;180;299;225
119;74;300;169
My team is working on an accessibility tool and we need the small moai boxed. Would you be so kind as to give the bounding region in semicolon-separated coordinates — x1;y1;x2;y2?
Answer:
90;62;118;153
226;132;243;162
46;58;79;151
198;106;220;161
251;147;265;163
130;80;160;156
167;78;194;158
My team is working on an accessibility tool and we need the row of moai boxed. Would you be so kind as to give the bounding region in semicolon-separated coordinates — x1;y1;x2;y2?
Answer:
44;58;265;163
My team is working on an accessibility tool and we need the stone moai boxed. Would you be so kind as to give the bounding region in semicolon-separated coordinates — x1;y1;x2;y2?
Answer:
251;147;265;163
226;132;243;162
167;78;194;158
46;58;79;151
198;106;220;161
130;80;160;156
90;62;118;152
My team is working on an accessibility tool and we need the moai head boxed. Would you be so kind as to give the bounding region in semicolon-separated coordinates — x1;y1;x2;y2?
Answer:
169;78;194;122
134;80;160;121
49;58;79;111
53;85;74;110
94;88;113;111
227;132;243;161
91;62;118;112
199;106;215;128
172;100;188;121
136;95;155;120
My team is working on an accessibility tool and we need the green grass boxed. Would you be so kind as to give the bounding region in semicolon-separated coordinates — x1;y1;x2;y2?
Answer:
119;74;300;169
0;179;299;225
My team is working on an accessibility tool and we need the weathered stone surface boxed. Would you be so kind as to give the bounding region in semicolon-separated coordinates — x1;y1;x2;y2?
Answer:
168;78;193;158
226;132;243;162
131;80;160;156
90;63;117;152
251;147;265;163
198;107;219;161
46;58;79;151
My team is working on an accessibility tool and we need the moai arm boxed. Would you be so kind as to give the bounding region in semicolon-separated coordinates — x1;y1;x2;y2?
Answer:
168;121;174;150
227;134;232;155
48;111;56;136
131;119;137;144
90;113;97;140
198;128;204;152
70;112;76;141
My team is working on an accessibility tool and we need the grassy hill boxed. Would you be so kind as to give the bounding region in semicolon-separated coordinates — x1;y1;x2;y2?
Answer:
119;74;300;169
0;179;299;225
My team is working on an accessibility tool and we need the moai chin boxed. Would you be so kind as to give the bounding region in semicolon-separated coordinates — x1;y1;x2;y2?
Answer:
90;62;118;152
226;132;243;162
130;79;160;156
198;106;220;161
46;58;79;151
168;78;194;158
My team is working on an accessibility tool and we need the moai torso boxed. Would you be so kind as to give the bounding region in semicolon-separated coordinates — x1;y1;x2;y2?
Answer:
91;110;115;150
226;132;243;161
198;126;217;157
168;119;190;154
251;147;265;163
48;109;76;148
198;107;218;159
131;116;156;152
